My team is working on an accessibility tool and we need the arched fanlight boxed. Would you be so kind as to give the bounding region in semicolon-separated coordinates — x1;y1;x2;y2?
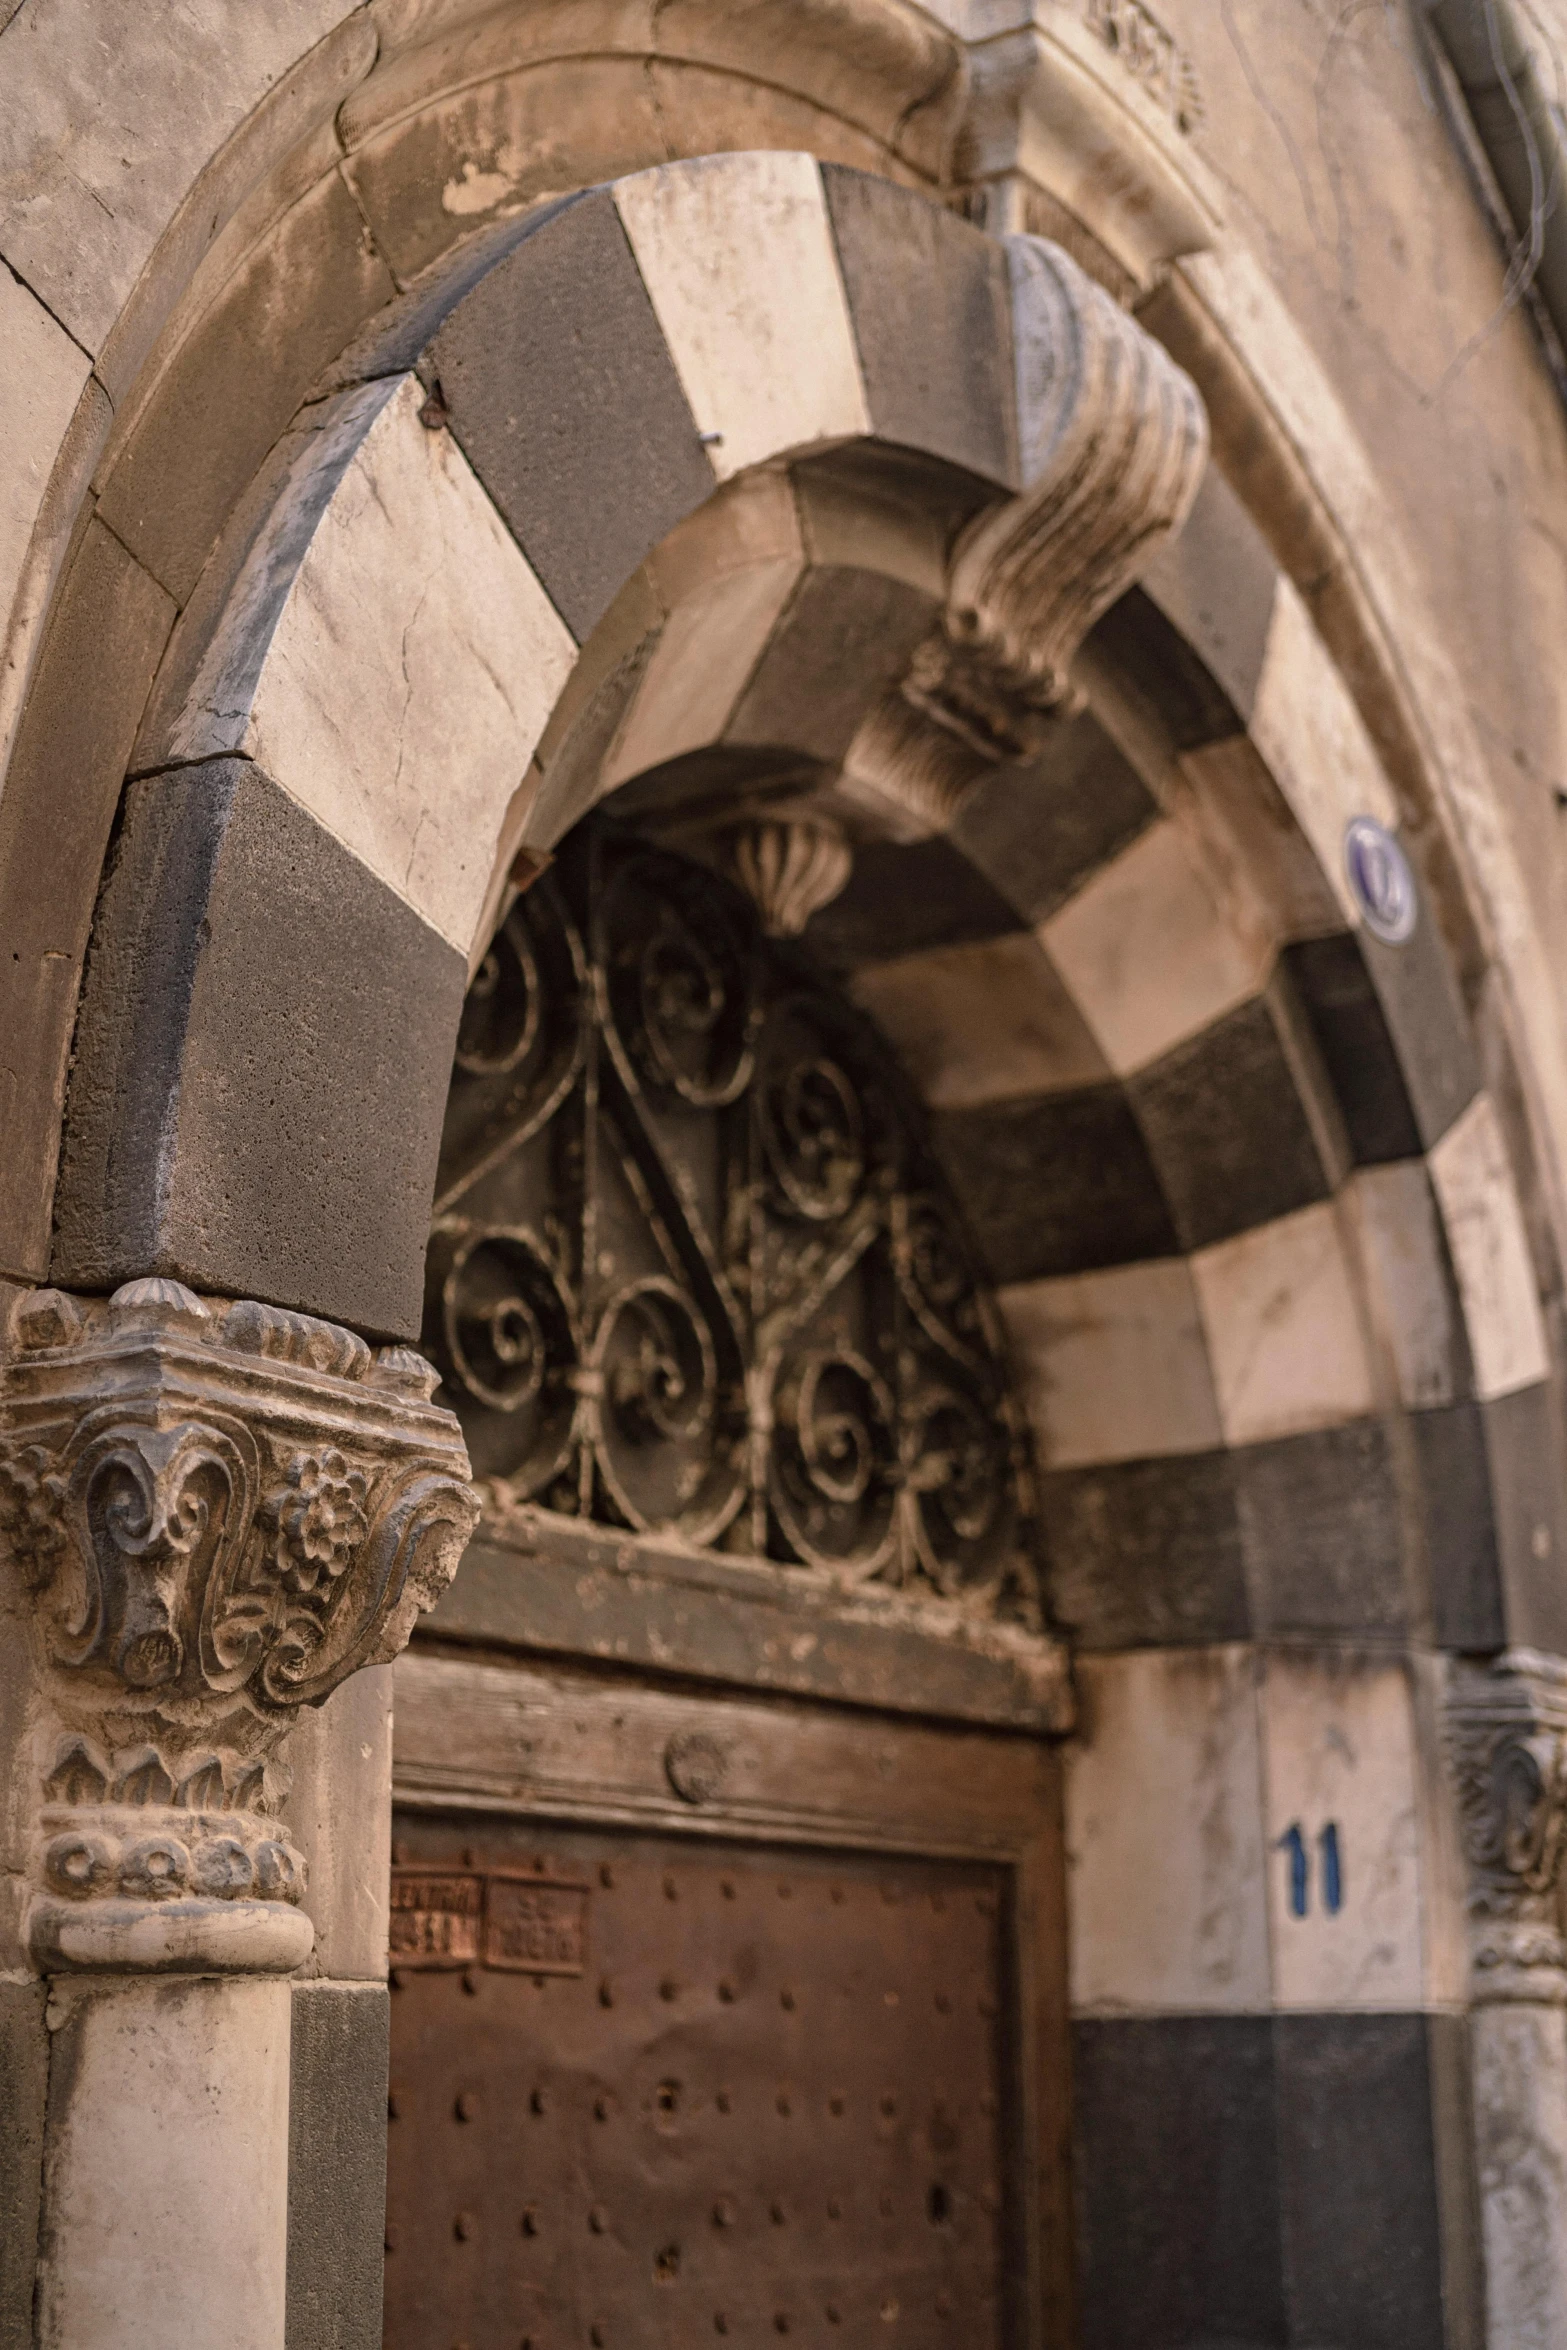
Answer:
425;818;1037;1616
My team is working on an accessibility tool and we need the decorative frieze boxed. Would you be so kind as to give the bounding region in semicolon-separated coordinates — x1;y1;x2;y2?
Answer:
1445;1651;1567;2004
1082;0;1204;137
0;1277;479;1973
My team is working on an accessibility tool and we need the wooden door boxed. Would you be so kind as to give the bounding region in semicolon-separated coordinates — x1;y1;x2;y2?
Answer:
382;1654;1069;2349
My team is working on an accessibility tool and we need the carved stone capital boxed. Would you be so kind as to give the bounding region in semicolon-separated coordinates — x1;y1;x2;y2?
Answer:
0;1278;479;1973
1446;1652;1567;2005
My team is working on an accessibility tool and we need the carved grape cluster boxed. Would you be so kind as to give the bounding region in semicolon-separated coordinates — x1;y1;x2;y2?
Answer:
0;1442;69;1589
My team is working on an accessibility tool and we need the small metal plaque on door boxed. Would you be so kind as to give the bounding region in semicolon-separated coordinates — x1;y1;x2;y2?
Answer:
485;1874;589;1975
389;1872;483;1967
390;1869;589;1976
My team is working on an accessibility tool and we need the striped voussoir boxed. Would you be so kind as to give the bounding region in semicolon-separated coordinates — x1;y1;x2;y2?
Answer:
50;147;1553;2346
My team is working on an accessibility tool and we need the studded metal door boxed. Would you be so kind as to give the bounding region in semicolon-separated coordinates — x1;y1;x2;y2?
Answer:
384;1815;1019;2350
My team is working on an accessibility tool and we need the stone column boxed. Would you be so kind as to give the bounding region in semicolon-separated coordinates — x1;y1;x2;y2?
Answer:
1447;1653;1567;2350
0;1278;477;2350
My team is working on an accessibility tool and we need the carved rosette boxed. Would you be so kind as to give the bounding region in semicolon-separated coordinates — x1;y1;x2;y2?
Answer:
1446;1652;1567;2006
0;1278;479;1974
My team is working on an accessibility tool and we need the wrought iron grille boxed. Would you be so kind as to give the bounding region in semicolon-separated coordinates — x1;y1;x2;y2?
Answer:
424;821;1038;1615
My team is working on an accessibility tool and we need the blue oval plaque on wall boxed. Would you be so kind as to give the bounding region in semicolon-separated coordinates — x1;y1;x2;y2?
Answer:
1344;815;1417;945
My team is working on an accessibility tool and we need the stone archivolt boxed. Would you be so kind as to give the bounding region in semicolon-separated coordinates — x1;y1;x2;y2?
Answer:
1446;1651;1567;2003
0;1276;479;1973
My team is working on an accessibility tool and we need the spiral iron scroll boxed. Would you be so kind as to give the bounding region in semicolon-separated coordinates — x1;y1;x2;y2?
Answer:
424;823;1035;1613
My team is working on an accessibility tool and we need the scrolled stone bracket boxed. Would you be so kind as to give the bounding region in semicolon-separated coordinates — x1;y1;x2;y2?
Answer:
838;233;1208;839
1445;1650;1567;2007
933;235;1207;752
0;1278;479;1975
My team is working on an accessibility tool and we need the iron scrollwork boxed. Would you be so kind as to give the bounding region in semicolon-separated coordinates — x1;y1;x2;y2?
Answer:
426;822;1038;1617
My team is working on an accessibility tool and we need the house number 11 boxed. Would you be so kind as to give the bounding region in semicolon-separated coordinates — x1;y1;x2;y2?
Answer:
1276;1822;1344;1918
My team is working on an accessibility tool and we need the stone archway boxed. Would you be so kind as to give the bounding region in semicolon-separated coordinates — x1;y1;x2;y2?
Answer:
1;143;1562;2350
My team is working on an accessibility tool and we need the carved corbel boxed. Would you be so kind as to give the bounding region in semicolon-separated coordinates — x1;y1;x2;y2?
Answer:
1445;1652;1567;2005
0;1278;479;1975
840;234;1207;830
935;234;1207;744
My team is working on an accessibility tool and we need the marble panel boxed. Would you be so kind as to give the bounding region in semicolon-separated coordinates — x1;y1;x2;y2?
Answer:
165;374;575;959
1260;1653;1424;2014
37;1975;291;2350
1072;2014;1286;2348
999;1255;1222;1468
822;163;1014;485
282;1665;392;1984
1040;814;1270;1075
1236;1420;1407;1640
426;188;713;647
1067;1646;1269;2016
850;930;1107;1111
1347;1159;1471;1410
953;707;1159;925
602;554;803;787
1139;457;1281;726
1274;2014;1450;2350
1284;931;1425;1166
614;151;868;481
1428;1090;1550;1403
930;1081;1179;1285
1040;1448;1248;1651
1249;576;1399;927
1193;1202;1376;1447
1131;991;1335;1252
803;832;1023;970
286;1981;390;2350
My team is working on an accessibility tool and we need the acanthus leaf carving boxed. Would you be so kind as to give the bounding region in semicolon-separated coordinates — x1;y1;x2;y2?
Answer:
68;1414;255;1689
0;1278;480;1976
253;1462;481;1708
1445;1652;1567;2004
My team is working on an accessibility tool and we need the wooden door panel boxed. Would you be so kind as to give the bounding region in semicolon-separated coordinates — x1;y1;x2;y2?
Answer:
384;1817;1017;2350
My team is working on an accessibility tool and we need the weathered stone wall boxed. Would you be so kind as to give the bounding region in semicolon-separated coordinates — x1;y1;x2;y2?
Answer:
1160;0;1567;1057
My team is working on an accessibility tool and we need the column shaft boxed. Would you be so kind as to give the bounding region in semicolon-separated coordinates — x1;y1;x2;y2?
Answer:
38;1976;291;2350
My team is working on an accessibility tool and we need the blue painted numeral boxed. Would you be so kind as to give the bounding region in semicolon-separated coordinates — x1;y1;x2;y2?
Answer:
1278;1822;1309;1918
1319;1822;1343;1915
1275;1821;1344;1917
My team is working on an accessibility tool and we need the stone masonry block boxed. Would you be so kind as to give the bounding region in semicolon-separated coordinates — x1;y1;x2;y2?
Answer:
51;757;466;1340
286;1981;390;2350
